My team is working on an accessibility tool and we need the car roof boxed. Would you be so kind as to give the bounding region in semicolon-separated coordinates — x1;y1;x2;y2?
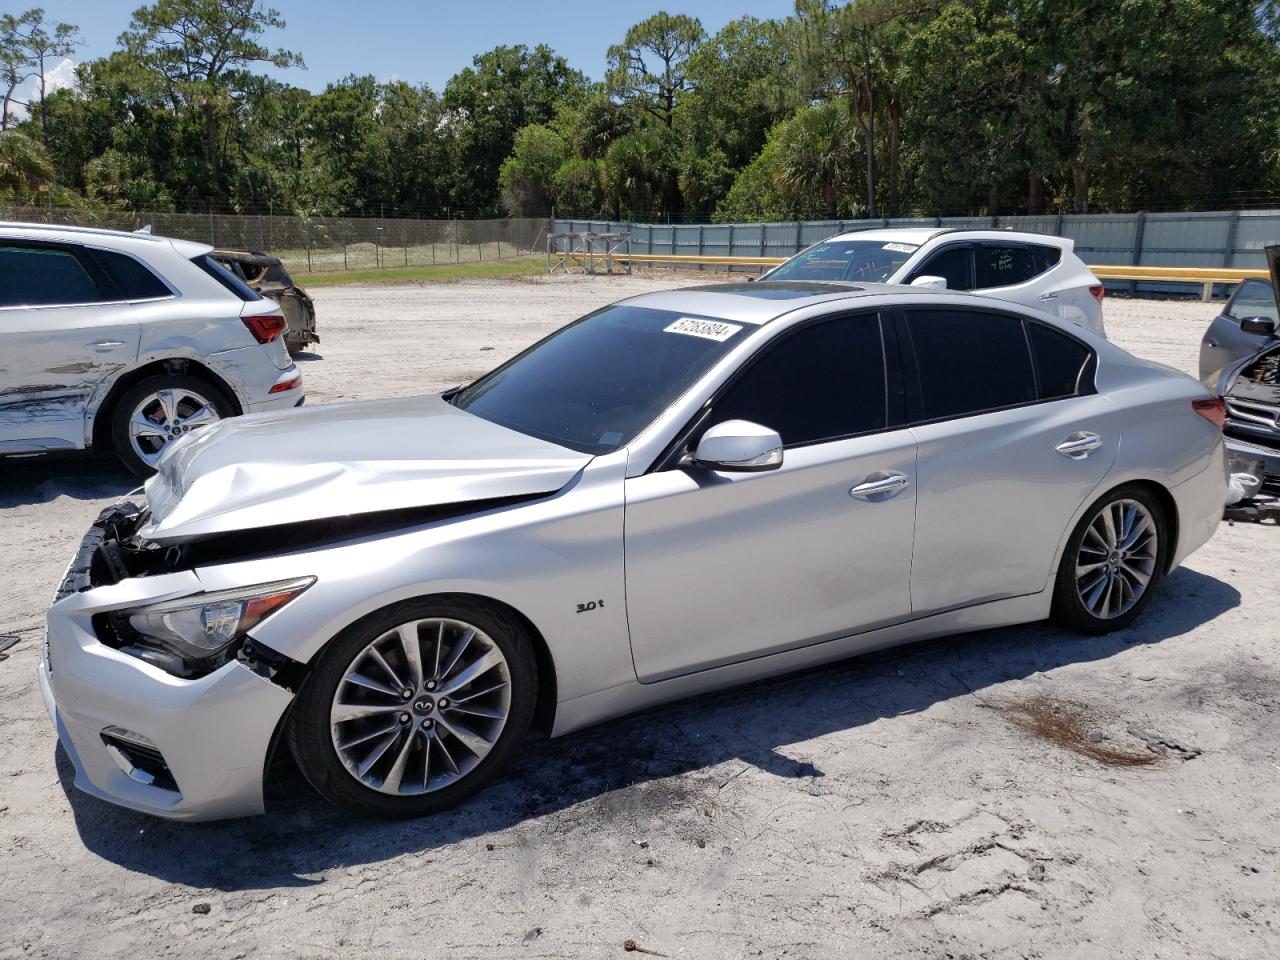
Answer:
824;227;1074;250
0;221;213;259
620;281;959;325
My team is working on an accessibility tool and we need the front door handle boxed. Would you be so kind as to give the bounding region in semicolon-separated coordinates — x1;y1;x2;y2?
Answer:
1056;431;1102;459
850;471;911;501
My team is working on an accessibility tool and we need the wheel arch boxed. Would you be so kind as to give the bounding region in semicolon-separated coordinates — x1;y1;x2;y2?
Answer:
90;358;244;450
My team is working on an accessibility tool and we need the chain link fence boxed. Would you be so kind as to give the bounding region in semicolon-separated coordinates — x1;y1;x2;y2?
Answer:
0;206;550;274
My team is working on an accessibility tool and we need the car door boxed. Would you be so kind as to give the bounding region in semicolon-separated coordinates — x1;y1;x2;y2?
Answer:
623;311;918;682
0;241;142;450
899;306;1119;614
1200;277;1277;382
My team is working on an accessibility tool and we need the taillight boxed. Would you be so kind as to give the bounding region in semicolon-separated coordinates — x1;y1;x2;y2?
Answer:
1089;284;1105;304
1192;396;1226;429
241;313;287;343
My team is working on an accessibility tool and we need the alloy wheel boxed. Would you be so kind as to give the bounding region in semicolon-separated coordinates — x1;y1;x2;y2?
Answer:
329;618;512;795
128;387;221;467
1074;498;1159;620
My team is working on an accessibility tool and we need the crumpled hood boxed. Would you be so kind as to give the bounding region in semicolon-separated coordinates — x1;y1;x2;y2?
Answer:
139;395;591;543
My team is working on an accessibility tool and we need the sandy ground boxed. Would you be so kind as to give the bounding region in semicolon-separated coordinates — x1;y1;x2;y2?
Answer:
1;276;1277;960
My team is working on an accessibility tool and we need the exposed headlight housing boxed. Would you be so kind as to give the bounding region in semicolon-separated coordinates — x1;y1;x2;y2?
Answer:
112;577;314;678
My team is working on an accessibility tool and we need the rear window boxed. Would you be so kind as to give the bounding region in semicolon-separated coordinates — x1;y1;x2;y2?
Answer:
191;254;263;301
87;249;172;300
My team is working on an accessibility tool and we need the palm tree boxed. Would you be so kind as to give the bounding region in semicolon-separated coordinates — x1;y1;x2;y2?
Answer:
0;129;53;198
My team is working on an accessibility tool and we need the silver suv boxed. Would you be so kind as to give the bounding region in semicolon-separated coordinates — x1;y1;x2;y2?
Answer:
0;223;304;475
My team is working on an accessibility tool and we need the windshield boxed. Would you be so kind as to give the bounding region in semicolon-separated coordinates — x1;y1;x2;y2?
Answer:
453;304;751;454
764;239;919;283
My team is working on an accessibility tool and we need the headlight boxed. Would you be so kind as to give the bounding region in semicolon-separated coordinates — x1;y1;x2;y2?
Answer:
115;577;315;677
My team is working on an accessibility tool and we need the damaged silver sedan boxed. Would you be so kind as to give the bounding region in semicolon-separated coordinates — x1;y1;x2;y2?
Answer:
41;283;1226;820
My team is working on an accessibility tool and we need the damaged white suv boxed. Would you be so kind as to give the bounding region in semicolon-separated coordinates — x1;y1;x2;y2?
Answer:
0;223;303;475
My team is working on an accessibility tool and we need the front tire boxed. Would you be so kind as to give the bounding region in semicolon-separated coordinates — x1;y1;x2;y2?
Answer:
1052;484;1170;634
288;597;537;818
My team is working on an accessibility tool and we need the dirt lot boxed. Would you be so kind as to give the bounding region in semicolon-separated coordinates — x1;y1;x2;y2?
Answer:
1;276;1277;960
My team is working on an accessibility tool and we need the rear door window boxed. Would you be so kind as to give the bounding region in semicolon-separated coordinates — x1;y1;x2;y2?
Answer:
0;243;106;307
904;309;1036;420
86;249;172;301
705;313;887;446
913;245;973;290
974;245;1043;288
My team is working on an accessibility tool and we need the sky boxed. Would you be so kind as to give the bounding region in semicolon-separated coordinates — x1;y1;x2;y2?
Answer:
14;0;798;112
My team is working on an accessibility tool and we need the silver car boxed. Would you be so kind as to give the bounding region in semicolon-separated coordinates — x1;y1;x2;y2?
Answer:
0;223;304;476
40;282;1225;820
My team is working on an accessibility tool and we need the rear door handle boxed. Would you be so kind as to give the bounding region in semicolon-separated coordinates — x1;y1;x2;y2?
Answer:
850;471;911;501
91;339;126;350
1056;431;1102;459
1037;292;1059;302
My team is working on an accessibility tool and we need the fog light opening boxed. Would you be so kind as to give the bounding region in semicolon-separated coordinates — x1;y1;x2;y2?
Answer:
100;726;179;793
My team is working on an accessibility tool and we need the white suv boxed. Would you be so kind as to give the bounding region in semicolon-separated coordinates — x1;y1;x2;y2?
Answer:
0;223;304;475
761;228;1106;336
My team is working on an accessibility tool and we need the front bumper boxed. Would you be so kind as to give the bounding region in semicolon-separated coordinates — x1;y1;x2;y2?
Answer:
41;522;294;821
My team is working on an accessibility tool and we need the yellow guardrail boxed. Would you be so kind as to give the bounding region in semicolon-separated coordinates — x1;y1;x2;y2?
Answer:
591;252;1268;300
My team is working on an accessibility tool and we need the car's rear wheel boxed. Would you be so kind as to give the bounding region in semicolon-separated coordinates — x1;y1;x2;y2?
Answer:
109;373;235;477
1053;484;1169;634
288;598;537;818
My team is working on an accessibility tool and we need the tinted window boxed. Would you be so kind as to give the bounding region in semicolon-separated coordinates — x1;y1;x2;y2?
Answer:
455;305;750;454
915;246;972;290
764;240;918;283
705;315;886;446
974;245;1041;288
0;244;103;307
1028;322;1091;399
1226;277;1278;323
905;309;1035;419
89;249;172;300
192;254;263;301
1031;244;1062;274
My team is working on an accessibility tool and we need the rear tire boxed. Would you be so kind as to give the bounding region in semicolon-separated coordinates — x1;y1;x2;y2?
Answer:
1052;484;1170;634
288;597;537;819
109;373;235;477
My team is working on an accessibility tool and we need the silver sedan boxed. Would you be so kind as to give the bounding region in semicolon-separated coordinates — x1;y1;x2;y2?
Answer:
41;282;1226;820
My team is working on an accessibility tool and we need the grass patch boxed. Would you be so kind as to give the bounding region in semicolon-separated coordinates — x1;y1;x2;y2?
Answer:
295;255;547;287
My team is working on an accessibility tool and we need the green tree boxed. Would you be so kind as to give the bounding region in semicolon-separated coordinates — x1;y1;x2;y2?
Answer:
0;128;52;198
499;124;570;215
24;9;80;145
606;12;705;129
120;0;302;197
1;10;40;131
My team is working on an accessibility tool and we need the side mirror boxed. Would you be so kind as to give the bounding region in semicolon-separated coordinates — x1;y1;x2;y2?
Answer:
1240;316;1278;337
690;420;783;472
910;275;947;290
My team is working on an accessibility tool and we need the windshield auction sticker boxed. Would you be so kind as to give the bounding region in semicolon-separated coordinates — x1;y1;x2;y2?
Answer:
882;242;919;254
664;317;743;342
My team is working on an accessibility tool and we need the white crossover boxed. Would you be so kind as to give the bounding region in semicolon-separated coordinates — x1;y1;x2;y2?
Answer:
0;223;303;475
761;228;1107;336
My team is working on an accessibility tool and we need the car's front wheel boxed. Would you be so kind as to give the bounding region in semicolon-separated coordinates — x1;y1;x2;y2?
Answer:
288;598;537;818
1053;484;1170;634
